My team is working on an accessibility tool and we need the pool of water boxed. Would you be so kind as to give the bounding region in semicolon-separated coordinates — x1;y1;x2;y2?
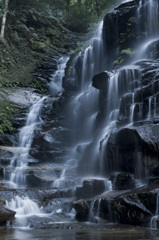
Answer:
0;228;158;240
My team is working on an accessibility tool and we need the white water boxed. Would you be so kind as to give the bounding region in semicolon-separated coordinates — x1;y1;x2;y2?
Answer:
49;56;69;96
53;0;159;189
6;196;43;228
52;21;104;188
7;96;46;188
150;193;159;229
138;0;159;37
129;93;135;123
4;56;70;226
5;0;159;229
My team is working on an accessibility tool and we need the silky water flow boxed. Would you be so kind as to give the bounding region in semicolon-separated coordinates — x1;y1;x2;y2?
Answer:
4;0;159;229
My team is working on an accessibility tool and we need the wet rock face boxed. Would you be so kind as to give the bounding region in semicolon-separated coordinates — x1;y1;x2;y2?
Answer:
73;200;91;221
75;179;106;200
30;125;70;163
0;135;15;167
103;0;139;69
0;204;16;224
103;128;145;175
145;40;159;59
110;172;135;190
111;194;152;226
104;127;159;177
73;186;158;226
33;55;59;90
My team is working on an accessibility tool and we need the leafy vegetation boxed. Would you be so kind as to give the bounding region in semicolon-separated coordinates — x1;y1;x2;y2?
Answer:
64;0;122;33
0;0;122;133
0;99;16;133
121;48;135;57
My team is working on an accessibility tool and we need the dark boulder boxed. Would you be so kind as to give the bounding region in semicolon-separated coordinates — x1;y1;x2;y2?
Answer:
92;72;110;91
75;178;106;200
111;193;152;226
73;185;159;226
110;172;135;190
73;199;91;221
144;40;159;60
104;128;146;175
147;177;159;185
30;124;70;162
103;127;159;177
0;204;16;225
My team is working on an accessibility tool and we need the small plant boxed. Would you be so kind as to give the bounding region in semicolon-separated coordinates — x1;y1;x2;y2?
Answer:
121;48;135;57
114;58;124;68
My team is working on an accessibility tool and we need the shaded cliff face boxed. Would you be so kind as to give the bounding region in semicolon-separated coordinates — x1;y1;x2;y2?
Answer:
73;0;159;227
91;0;159;181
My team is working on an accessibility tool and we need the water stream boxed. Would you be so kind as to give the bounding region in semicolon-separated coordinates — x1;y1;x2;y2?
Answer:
5;96;46;188
3;0;159;232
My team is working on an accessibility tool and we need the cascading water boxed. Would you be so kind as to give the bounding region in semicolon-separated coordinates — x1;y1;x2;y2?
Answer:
5;96;46;188
49;56;69;96
52;0;159;191
150;193;159;229
52;21;106;188
4;57;70;226
138;0;159;37
6;196;43;228
3;0;159;230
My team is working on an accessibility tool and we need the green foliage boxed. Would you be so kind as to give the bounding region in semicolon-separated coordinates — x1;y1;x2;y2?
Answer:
121;48;135;57
64;0;122;33
65;5;93;33
113;58;124;68
119;33;126;43
0;100;16;134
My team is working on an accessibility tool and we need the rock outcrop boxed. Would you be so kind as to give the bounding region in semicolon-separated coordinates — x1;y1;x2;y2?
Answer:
0;204;16;225
75;179;106;199
73;185;159;226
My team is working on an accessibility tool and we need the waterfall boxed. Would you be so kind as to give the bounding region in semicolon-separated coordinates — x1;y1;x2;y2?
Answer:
6;196;43;228
147;96;152;120
52;21;105;188
4;0;159;230
7;96;46;188
49;57;69;96
138;0;159;37
150;193;159;229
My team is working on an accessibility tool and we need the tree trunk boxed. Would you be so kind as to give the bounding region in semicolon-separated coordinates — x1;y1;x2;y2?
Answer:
66;0;70;14
0;0;9;42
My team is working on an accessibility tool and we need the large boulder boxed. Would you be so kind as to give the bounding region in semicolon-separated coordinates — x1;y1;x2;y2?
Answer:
92;72;110;91
75;178;106;200
102;127;159;177
110;172;135;190
144;40;159;60
0;204;16;224
73;185;159;226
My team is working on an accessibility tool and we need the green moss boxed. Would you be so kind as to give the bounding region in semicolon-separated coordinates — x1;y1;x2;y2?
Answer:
0;62;36;87
119;33;126;43
0;100;17;134
31;79;48;93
